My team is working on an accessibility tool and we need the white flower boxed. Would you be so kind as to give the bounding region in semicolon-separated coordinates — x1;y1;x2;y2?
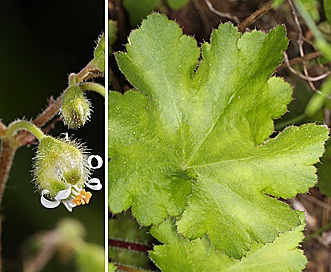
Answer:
40;178;102;212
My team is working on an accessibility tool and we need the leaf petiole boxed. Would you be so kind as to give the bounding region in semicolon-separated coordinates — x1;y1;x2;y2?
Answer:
275;113;306;130
303;220;331;242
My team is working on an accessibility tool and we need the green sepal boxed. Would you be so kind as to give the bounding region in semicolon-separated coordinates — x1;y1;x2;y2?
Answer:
61;84;92;129
33;136;90;197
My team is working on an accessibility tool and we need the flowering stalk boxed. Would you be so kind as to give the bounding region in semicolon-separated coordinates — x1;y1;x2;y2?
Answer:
4;120;45;141
79;82;105;97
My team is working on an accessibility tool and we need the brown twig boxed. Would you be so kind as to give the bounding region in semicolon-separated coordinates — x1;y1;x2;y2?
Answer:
277;51;322;70
204;0;240;24
283;52;330;82
287;0;317;90
237;0;273;32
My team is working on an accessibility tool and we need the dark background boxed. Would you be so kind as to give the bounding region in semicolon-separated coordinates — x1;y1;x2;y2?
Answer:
0;1;105;271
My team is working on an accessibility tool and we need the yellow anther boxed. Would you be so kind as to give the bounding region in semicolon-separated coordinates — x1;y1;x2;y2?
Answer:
72;189;92;206
81;189;92;204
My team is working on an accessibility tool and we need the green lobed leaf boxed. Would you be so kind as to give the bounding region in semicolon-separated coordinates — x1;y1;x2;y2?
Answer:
109;13;329;258
177;123;328;258
149;216;307;272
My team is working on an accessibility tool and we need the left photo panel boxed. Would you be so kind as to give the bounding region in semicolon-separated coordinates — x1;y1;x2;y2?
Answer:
0;1;105;271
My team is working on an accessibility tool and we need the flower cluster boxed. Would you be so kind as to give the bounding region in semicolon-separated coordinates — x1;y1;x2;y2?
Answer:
33;135;102;212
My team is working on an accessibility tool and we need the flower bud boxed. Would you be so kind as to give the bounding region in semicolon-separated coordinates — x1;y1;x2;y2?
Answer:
33;135;101;212
60;85;92;129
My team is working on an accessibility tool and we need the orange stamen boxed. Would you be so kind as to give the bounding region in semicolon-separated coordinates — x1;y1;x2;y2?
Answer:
72;189;92;206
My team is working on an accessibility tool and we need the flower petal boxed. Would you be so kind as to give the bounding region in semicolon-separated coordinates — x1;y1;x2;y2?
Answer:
63;200;76;212
87;155;103;169
54;186;72;200
85;178;102;190
40;189;61;209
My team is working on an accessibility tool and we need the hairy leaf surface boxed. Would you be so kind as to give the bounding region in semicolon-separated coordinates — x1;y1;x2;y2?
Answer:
108;13;328;258
149;217;307;271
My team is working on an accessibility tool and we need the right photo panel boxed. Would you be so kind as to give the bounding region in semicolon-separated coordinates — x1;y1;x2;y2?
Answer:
108;1;331;271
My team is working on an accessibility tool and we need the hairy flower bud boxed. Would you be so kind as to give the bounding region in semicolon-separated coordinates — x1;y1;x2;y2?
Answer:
33;135;101;211
60;84;92;129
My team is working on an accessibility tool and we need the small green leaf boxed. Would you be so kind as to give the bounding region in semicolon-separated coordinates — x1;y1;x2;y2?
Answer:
94;33;105;73
108;263;117;272
150;216;307;271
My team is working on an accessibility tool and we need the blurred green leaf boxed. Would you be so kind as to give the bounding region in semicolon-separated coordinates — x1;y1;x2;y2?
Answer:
324;0;331;26
75;243;105;272
109;20;117;51
166;0;189;10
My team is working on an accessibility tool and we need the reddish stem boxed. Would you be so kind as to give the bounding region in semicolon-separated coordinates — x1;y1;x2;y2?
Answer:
109;239;152;252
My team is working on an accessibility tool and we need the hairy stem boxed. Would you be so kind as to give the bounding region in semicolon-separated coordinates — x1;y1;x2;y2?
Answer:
114;264;155;272
274;113;306;130
109;239;152;252
5;120;45;142
75;59;103;82
0;139;17;271
303;220;331;242
33;95;62;127
237;0;273;32
80;82;105;97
